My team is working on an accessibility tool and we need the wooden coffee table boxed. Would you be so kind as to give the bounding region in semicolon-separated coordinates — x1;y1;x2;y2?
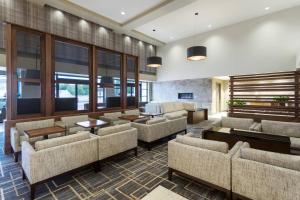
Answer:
24;126;66;139
140;112;163;118
76;119;109;134
203;127;291;154
119;115;148;122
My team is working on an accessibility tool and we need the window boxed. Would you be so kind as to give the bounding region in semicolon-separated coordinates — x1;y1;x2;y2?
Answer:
15;30;44;115
126;56;138;107
54;39;90;112
139;81;153;103
96;49;121;109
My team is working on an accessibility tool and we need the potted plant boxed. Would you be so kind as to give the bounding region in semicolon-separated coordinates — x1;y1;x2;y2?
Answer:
273;96;289;107
226;99;246;107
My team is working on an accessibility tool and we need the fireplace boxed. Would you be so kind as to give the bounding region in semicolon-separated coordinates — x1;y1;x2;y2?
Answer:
178;93;193;99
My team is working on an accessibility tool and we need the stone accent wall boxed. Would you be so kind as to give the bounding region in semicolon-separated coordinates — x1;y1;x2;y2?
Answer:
153;78;213;113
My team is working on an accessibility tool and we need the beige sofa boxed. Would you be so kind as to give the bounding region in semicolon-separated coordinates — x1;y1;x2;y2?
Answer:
232;144;300;200
145;101;197;117
168;135;245;199
56;115;90;134
99;111;129;125
254;120;300;151
22;132;98;200
212;116;258;131
97;123;138;162
132;114;187;150
10;119;63;162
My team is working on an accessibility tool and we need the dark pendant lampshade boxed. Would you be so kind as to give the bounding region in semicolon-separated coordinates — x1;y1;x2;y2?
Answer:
146;56;162;67
187;46;207;61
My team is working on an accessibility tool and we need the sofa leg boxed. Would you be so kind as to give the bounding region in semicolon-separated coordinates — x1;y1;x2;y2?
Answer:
134;147;138;157
94;161;101;173
168;168;173;181
22;169;26;180
232;193;238;200
184;129;187;134
147;143;152;151
30;184;35;200
14;152;19;162
225;190;232;200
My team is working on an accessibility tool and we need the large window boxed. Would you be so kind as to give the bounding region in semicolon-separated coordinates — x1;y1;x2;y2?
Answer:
54;39;90;112
15;30;44;115
126;56;138;107
139;81;152;103
96;49;121;109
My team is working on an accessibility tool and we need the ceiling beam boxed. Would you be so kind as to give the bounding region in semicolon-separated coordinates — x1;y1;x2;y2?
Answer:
122;0;198;30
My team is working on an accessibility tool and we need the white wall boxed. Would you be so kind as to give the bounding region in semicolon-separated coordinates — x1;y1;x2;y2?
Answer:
157;6;300;81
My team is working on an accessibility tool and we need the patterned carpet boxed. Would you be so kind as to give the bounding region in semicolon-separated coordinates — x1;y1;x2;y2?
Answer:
0;122;225;200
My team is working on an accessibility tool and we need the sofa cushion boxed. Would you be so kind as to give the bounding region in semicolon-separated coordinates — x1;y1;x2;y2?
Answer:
61;115;89;127
35;131;90;151
182;102;197;111
241;147;300;171
16;119;55;133
291;137;300;149
165;113;183;120
69;126;87;134
146;117;166;125
124;109;140;115
261;120;300;138
221;117;254;130
176;135;229;153
98;123;131;136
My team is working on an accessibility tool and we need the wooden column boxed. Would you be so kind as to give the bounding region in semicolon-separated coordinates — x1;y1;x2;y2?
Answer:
4;24;13;154
295;71;299;119
121;54;127;110
91;46;97;112
135;56;139;108
45;34;52;116
229;76;234;114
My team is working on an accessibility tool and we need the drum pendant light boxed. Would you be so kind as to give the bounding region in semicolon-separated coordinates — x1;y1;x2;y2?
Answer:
146;56;162;68
187;12;207;61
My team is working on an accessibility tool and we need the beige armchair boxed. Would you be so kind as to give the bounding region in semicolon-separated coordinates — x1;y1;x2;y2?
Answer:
21;132;98;200
57;115;90;134
232;145;300;200
10;119;62;162
212;116;258;131
97;123;138;162
168;135;245;199
132;115;187;150
99;112;129;125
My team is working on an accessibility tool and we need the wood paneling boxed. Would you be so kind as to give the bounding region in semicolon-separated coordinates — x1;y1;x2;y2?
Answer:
229;71;300;122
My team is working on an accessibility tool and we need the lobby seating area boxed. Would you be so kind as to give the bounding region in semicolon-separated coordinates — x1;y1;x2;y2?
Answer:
1;1;300;200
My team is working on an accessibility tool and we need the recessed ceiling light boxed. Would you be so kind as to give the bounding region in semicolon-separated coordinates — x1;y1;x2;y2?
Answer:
153;29;156;32
121;11;126;15
208;24;212;28
265;6;270;10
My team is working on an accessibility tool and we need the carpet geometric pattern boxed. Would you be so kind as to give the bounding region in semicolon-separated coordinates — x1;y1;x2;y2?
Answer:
0;132;225;200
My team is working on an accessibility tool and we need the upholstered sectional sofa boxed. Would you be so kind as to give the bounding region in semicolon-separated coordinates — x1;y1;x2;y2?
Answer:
232;144;300;200
145;101;197;117
168;135;300;200
211;116;259;131
132;114;187;150
168;135;245;199
10;119;64;162
22;123;138;200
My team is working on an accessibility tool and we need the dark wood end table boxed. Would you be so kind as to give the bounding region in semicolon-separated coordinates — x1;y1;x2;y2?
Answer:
203;127;291;154
119;115;148;122
140;112;163;118
24;126;66;139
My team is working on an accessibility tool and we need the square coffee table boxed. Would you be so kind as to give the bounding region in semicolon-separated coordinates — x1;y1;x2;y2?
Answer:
76;119;109;134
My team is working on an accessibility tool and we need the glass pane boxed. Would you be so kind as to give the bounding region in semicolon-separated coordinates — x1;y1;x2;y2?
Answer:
126;56;137;107
0;23;6;120
54;40;90;112
97;49;121;109
16;30;42;115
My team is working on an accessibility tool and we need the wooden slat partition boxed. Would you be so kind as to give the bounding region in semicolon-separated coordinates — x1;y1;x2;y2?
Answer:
229;71;300;122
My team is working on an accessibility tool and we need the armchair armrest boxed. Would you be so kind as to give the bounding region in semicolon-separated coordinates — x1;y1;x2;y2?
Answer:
131;122;150;142
55;121;66;128
10;127;21;152
227;141;243;157
21;141;36;183
249;122;261;132
291;137;300;150
211;119;221;127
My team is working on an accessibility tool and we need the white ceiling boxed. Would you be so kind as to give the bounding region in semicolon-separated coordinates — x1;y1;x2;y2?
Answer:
136;0;300;43
68;0;166;23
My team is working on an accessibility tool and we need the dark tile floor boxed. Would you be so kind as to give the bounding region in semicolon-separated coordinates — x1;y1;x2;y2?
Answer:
0;128;225;200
